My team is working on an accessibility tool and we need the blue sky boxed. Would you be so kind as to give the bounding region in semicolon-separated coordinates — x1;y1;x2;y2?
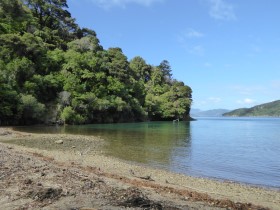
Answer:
67;0;280;110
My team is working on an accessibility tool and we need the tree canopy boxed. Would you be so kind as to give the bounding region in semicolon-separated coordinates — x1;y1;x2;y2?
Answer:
0;0;192;125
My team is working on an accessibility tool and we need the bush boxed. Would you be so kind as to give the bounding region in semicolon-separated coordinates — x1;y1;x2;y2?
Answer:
21;94;45;124
61;106;85;125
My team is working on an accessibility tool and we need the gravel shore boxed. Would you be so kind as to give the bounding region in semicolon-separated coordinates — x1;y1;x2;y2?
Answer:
0;127;279;209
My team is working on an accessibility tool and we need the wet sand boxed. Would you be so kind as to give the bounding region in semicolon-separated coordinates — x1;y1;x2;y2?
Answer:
0;127;279;209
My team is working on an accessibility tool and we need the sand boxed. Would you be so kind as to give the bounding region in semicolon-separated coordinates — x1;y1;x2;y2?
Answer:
0;127;279;210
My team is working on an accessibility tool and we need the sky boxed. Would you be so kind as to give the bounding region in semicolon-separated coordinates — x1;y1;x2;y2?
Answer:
67;0;280;111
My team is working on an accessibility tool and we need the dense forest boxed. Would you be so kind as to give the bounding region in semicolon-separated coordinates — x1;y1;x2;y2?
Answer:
223;100;280;117
0;0;192;125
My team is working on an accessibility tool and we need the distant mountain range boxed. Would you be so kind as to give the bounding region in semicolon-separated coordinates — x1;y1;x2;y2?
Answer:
223;100;280;117
190;109;230;117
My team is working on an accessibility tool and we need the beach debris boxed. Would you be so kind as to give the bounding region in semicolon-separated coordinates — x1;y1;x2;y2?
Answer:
115;187;163;209
138;175;155;181
129;169;155;181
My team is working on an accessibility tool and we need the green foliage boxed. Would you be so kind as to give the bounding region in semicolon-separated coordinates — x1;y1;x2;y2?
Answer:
20;94;45;124
0;0;192;125
6;57;35;87
144;77;192;120
0;0;33;34
158;60;172;81
129;56;151;82
0;77;21;125
25;74;62;103
24;0;78;49
61;106;84;125
67;36;102;53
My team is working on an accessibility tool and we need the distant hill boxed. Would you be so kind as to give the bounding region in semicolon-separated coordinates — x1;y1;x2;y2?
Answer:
191;109;230;117
223;100;280;117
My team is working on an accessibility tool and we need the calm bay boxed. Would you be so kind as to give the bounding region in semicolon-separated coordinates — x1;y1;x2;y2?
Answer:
14;117;280;188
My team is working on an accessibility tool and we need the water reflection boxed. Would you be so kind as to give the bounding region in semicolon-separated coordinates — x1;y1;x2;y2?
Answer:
14;122;192;168
100;122;192;167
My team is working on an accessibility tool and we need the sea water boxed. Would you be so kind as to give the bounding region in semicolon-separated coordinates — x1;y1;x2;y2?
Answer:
13;117;280;188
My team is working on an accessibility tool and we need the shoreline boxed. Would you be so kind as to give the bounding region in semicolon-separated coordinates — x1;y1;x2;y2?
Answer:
105;151;280;192
10;125;279;191
0;127;279;209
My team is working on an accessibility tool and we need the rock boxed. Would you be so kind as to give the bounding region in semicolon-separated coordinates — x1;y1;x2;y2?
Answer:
26;187;62;201
83;181;95;190
24;178;33;185
55;140;63;144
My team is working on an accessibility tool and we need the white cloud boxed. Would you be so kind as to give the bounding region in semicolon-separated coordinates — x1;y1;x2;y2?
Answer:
90;0;163;8
189;45;205;56
185;28;204;38
176;28;205;56
208;0;236;21
237;98;256;105
177;28;204;42
177;36;205;56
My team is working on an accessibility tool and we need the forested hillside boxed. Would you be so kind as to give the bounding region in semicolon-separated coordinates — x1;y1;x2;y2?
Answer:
0;0;192;125
223;100;280;117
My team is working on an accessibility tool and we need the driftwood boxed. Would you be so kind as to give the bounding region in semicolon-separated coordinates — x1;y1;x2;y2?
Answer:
129;170;154;181
138;175;155;181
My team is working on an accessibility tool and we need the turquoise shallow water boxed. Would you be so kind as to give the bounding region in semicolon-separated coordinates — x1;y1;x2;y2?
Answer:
14;117;280;188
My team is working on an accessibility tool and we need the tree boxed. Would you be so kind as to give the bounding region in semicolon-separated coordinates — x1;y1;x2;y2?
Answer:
0;0;193;125
61;106;84;125
159;81;192;120
75;27;98;39
0;0;33;34
158;60;172;81
0;33;47;71
129;56;151;82
20;94;45;124
25;74;62;103
6;57;35;88
67;36;102;53
0;76;21;125
106;47;131;83
23;0;78;49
